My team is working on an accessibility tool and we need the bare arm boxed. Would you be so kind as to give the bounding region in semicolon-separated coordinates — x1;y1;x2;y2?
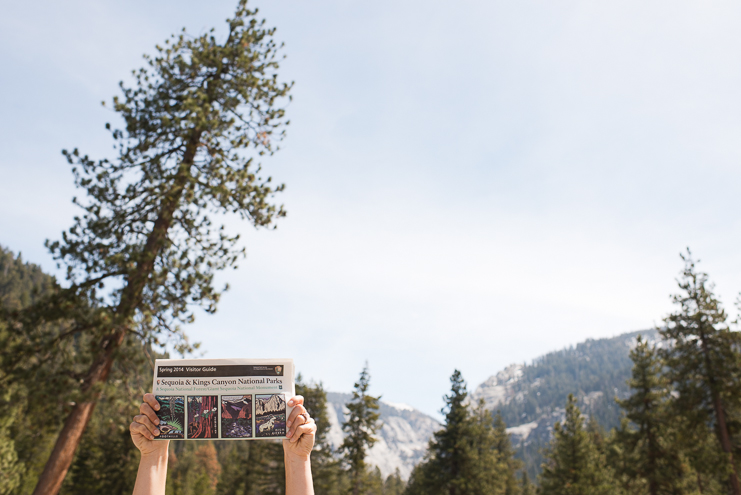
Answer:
130;393;169;495
129;394;316;494
283;396;317;495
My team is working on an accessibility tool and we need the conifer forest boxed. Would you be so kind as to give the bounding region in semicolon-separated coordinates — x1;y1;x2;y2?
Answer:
1;1;741;494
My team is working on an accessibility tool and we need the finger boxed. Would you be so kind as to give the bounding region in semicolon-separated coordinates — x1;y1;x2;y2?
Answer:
287;395;304;407
287;410;309;439
134;414;160;436
143;393;161;411
130;421;156;441
140;402;160;425
289;420;317;443
287;404;307;428
287;416;315;440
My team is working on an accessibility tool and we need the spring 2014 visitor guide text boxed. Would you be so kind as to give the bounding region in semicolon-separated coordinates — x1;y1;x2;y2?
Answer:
152;358;295;440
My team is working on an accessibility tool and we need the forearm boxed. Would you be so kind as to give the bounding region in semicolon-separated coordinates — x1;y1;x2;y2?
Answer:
132;451;169;495
285;454;314;495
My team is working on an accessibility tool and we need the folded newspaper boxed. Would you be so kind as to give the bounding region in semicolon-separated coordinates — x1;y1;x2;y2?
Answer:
152;358;295;440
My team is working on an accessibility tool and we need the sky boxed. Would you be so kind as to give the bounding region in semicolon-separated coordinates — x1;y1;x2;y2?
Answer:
1;0;741;419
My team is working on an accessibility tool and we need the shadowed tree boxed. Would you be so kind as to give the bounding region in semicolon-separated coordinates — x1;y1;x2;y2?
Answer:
659;250;741;495
539;395;614;495
611;337;690;495
383;468;406;495
296;375;350;495
519;472;535;495
492;412;522;495
2;2;292;493
405;370;510;495
341;364;382;495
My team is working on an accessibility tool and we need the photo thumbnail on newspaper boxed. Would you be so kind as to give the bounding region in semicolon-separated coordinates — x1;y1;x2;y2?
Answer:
151;358;295;440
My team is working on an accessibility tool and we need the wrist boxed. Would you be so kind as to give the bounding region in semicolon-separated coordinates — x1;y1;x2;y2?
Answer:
284;451;311;464
141;448;169;462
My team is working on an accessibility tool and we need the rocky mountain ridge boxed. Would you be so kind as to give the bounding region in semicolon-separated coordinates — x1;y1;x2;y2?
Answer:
325;330;656;480
473;329;658;478
325;392;440;480
256;394;286;415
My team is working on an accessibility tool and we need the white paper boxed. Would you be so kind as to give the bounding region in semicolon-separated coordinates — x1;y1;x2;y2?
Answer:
151;358;295;440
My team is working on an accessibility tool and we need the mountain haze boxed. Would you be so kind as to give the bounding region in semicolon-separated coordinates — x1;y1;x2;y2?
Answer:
324;330;656;480
473;329;658;478
325;392;440;479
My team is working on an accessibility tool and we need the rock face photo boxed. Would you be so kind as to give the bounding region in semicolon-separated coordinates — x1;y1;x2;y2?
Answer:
255;394;286;437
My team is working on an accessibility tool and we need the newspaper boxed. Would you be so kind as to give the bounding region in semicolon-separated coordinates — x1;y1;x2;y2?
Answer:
151;358;295;440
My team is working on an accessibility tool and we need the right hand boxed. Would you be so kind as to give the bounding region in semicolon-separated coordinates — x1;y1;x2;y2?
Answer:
130;393;169;457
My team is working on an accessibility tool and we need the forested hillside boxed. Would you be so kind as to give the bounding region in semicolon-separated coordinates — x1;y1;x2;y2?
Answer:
0;246;56;309
0;245;149;494
472;329;658;479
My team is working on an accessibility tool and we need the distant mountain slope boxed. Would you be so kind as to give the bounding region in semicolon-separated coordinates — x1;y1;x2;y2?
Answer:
471;329;658;479
325;392;440;479
323;330;658;481
0;245;56;309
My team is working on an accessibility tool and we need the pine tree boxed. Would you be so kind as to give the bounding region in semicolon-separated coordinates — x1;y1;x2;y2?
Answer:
383;468;406;495
297;375;349;495
341;364;382;495
492;412;523;495
0;410;21;495
167;442;223;495
215;441;283;495
519;472;535;495
611;337;690;495
365;467;385;495
539;395;614;495
0;246;114;493
1;2;292;493
659;250;741;495
405;370;509;495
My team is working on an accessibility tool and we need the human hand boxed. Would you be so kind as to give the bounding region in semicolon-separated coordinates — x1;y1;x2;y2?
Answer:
283;396;317;460
130;393;169;457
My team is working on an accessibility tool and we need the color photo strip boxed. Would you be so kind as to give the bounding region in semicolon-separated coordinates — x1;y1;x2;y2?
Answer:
154;394;287;439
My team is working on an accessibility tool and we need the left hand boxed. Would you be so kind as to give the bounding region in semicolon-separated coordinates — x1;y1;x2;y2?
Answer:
283;396;317;460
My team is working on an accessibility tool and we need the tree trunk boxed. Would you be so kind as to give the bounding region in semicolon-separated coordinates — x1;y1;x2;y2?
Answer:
711;391;740;495
32;134;201;495
31;328;125;495
700;333;741;495
696;472;705;494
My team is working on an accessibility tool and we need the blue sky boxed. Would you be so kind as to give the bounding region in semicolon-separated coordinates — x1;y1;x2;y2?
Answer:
1;0;741;419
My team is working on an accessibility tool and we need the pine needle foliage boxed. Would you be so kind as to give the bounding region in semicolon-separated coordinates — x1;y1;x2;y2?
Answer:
341;364;382;495
492;412;523;495
2;2;293;492
659;250;741;494
611;337;690;495
405;370;511;495
538;395;613;495
296;376;350;495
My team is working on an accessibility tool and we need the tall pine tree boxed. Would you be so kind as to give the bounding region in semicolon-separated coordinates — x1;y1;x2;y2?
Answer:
383;468;406;495
519;472;535;495
611;337;690;495
539;395;614;495
297;375;349;495
405;370;509;495
492;413;523;495
341;364;382;495
1;2;293;493
659;251;741;495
